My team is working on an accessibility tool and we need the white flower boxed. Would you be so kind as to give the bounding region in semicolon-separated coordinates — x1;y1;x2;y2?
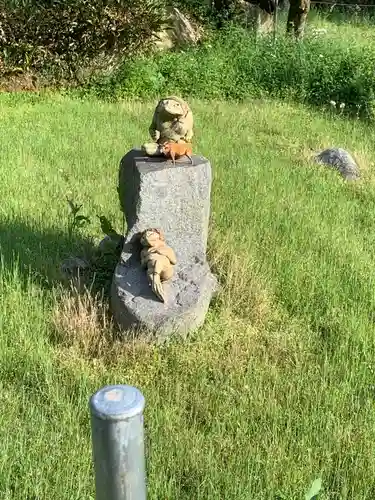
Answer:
329;100;336;107
339;102;345;109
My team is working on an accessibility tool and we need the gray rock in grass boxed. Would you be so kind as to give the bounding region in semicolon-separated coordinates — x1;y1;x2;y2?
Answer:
314;147;360;181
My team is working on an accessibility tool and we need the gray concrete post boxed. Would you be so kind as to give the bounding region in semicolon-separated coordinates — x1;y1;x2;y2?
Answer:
89;384;146;500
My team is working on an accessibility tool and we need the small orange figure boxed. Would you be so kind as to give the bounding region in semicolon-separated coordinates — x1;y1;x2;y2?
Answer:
159;142;193;166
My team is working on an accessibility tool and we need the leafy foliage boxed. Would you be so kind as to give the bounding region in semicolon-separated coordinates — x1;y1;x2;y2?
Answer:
83;25;375;121
66;198;90;238
0;0;166;78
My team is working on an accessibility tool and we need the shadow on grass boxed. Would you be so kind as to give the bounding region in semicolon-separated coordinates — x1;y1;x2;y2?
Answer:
0;216;119;297
0;216;127;357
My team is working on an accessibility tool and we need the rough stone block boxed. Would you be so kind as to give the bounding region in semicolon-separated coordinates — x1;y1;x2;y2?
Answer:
111;149;218;341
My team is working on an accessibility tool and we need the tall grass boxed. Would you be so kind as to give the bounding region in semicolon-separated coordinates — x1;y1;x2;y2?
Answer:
83;21;375;121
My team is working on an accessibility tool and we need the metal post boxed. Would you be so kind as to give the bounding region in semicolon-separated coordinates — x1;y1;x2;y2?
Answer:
89;384;146;500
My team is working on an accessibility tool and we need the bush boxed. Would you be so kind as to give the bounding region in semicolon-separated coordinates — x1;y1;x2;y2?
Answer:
83;25;375;121
0;0;166;79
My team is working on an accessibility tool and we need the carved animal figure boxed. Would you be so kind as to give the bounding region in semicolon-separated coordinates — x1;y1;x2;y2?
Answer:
140;228;177;303
159;141;193;166
142;96;193;156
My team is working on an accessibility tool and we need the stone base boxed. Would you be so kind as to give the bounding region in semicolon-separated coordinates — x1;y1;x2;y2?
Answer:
111;256;217;342
110;148;218;341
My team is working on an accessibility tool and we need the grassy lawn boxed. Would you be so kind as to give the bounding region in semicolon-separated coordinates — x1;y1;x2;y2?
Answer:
1;93;375;499
306;9;375;49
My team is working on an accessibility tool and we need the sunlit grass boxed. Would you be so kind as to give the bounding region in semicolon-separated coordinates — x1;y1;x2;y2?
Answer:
1;93;375;498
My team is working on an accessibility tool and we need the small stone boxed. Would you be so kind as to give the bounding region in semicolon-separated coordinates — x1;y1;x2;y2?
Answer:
314;147;360;181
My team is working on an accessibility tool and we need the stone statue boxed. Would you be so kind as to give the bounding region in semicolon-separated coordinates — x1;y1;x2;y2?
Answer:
139;228;177;303
112;104;217;340
141;96;194;157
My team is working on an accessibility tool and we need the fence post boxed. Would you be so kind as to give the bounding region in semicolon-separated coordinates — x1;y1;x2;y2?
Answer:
89;384;147;500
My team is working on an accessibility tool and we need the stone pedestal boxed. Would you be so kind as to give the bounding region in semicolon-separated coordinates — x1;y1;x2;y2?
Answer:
111;149;218;341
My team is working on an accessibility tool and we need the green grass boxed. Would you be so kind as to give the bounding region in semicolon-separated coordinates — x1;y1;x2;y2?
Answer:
307;8;375;46
1;93;375;499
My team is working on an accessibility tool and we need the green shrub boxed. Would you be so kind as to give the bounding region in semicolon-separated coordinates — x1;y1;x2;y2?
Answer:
0;0;166;78
83;25;375;121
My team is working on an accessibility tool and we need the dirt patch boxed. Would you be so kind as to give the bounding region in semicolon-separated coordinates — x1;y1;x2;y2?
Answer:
0;72;38;92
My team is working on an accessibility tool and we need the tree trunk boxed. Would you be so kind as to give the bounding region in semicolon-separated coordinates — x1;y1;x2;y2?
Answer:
286;0;310;38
